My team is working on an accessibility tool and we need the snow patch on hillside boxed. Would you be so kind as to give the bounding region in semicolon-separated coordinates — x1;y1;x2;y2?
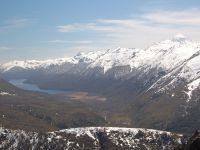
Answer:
0;91;15;96
186;78;200;102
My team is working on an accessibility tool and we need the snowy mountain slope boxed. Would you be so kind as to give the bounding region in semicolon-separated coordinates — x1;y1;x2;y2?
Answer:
2;35;200;135
0;127;184;150
0;51;104;72
145;36;200;101
89;47;141;73
2;34;199;72
0;58;76;72
1;34;200;100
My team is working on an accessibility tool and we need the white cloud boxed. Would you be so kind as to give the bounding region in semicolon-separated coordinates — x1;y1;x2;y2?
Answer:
5;19;31;27
0;18;36;31
143;9;200;26
44;40;93;44
57;23;96;32
57;9;200;49
0;46;11;50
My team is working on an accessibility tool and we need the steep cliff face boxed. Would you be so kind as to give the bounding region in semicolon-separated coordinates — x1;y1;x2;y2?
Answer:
175;130;200;150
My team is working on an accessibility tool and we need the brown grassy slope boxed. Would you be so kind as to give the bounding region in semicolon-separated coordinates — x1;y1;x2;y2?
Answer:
0;79;106;132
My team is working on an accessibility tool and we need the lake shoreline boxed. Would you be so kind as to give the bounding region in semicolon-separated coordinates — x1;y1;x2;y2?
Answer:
8;79;68;95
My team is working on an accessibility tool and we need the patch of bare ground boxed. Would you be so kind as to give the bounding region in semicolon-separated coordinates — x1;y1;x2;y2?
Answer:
63;92;107;102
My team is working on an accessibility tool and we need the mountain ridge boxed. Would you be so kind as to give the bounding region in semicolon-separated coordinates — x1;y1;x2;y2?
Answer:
0;127;185;150
1;34;200;101
1;34;199;72
1;35;200;134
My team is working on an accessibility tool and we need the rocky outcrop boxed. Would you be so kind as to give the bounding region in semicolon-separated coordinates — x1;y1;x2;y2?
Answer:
175;130;200;150
0;127;184;150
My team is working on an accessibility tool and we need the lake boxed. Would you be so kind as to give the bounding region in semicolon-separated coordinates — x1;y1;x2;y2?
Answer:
9;79;67;94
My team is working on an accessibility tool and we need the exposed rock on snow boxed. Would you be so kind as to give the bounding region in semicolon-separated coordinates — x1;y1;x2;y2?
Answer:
0;127;184;150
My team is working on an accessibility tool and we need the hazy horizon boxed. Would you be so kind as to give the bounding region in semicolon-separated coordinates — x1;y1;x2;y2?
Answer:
1;0;200;63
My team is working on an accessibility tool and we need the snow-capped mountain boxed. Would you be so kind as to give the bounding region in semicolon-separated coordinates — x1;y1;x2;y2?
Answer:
0;50;105;72
1;34;200;101
0;127;184;150
1;34;199;72
1;35;200;134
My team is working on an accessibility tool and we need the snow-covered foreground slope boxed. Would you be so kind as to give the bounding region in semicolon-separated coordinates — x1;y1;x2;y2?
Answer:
0;127;184;150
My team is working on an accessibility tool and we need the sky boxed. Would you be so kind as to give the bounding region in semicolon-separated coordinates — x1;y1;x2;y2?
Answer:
0;0;200;63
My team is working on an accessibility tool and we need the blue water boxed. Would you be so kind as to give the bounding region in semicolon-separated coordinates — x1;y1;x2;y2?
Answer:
9;79;67;94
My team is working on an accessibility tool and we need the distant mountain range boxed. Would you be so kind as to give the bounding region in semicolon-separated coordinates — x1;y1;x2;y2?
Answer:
1;34;200;134
1;34;200;100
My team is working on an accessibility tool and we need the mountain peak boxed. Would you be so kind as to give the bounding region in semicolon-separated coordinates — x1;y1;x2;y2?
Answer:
172;34;187;42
